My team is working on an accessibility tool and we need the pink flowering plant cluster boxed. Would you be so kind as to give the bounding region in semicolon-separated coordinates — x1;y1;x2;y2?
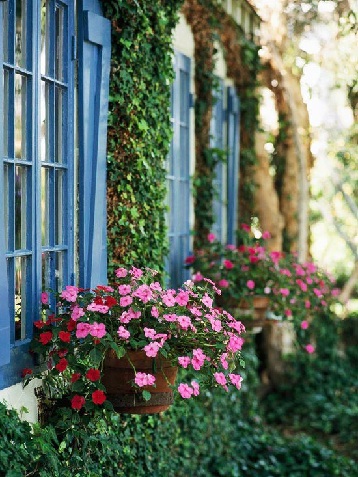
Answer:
24;266;246;413
185;224;340;335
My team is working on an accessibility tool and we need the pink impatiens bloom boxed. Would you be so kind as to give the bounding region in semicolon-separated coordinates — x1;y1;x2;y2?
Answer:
305;344;315;354
301;320;309;330
223;259;234;270
87;303;109;314
218;279;229;288
220;353;229;370
162;291;176;306
177;383;194;399
133;284;153;303
135;372;156;387
120;296;133;307
41;292;49;305
229;373;243;389
177;315;192;330
60;285;79;303
144;328;158;339
118;284;131;295
280;288;290;297
192;272;204;282
76;322;91;339
143;342;160;358
90;322;106;339
115;267;128;278
130;267;143;279
175;290;190;306
191;380;200;396
151;306;159;318
207;232;216;243
117;326;130;340
201;293;213;308
192;348;207;370
262;231;271;240
71;305;85;321
246;280;255;290
227;335;244;353
214;372;227;386
178;356;191;368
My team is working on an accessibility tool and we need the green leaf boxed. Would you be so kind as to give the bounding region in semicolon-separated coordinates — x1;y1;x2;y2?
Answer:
89;348;103;366
142;390;151;402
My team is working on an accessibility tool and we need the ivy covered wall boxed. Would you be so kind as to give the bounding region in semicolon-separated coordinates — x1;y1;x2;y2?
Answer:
104;0;260;273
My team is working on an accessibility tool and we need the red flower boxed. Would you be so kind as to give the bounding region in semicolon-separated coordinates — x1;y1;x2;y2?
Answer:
105;296;117;308
58;348;68;358
55;358;68;372
185;255;196;265
39;331;53;345
34;320;46;329
21;368;33;378
71;373;81;383
92;389;106;405
86;368;101;382
58;331;71;343
67;320;76;332
71;395;86;410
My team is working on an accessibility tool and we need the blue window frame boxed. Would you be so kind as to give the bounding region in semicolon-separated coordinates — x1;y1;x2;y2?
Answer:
167;51;191;288
0;0;110;388
226;85;240;245
211;79;225;243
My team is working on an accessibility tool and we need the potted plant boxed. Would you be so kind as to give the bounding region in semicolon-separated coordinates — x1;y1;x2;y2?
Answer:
24;267;246;415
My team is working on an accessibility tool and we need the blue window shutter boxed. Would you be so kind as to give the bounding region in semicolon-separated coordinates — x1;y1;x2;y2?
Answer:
78;2;111;288
227;86;240;245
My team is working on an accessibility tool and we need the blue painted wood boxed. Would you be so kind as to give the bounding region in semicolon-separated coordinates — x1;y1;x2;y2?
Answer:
167;51;191;288
227;86;240;245
78;1;111;288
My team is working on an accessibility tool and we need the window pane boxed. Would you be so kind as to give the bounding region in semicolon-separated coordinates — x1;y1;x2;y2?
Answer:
40;80;48;161
15;0;26;68
55;86;63;163
3;69;9;157
55;5;64;81
14;256;28;341
2;2;9;63
4;165;9;251
41;0;48;75
55;251;64;293
55;169;63;244
41;167;50;246
15;165;27;250
15;73;26;159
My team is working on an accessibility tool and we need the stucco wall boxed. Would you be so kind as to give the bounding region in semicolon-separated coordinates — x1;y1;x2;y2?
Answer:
0;378;41;423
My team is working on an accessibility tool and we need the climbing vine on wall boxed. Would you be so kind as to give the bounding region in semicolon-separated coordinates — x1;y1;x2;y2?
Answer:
103;1;183;275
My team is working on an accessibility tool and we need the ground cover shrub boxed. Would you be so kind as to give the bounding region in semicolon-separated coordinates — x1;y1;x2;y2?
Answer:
262;313;358;461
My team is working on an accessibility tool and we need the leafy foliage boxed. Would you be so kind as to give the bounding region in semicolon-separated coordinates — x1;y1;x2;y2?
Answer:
103;1;183;274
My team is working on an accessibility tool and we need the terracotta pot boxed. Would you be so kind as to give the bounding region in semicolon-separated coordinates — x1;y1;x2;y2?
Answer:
102;350;178;414
239;295;270;320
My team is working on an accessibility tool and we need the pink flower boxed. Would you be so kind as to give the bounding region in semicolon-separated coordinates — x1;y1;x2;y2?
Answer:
178;356;191;368
305;344;315;354
90;322;106;339
151;306;159;318
120;295;133;307
280;288;290;297
144;327;157;339
71;305;85;321
218;279;229;288
60;285;79;302
229;373;243;389
76;322;91;339
223;259;234;270
192;348;207;370
41;292;49;305
207;232;216;243
270;251;283;265
143;342;160;358
300;320;309;330
87;302;109;313
117;326;130;340
133;284;153;303
175;291;189;306
115;267;128;278
220;353;229;370
305;300;311;309
201;293;213;308
246;280;255;290
162;291;176;306
214;372;227;386
178;383;194;399
191;380;200;396
262;231;271;239
284;309;292;317
129;267;143;279
227;335;244;352
192;272;204;282
118;284;131;295
331;288;340;297
177;315;192;330
226;244;236;251
134;372;156;387
163;313;177;322
150;281;162;292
